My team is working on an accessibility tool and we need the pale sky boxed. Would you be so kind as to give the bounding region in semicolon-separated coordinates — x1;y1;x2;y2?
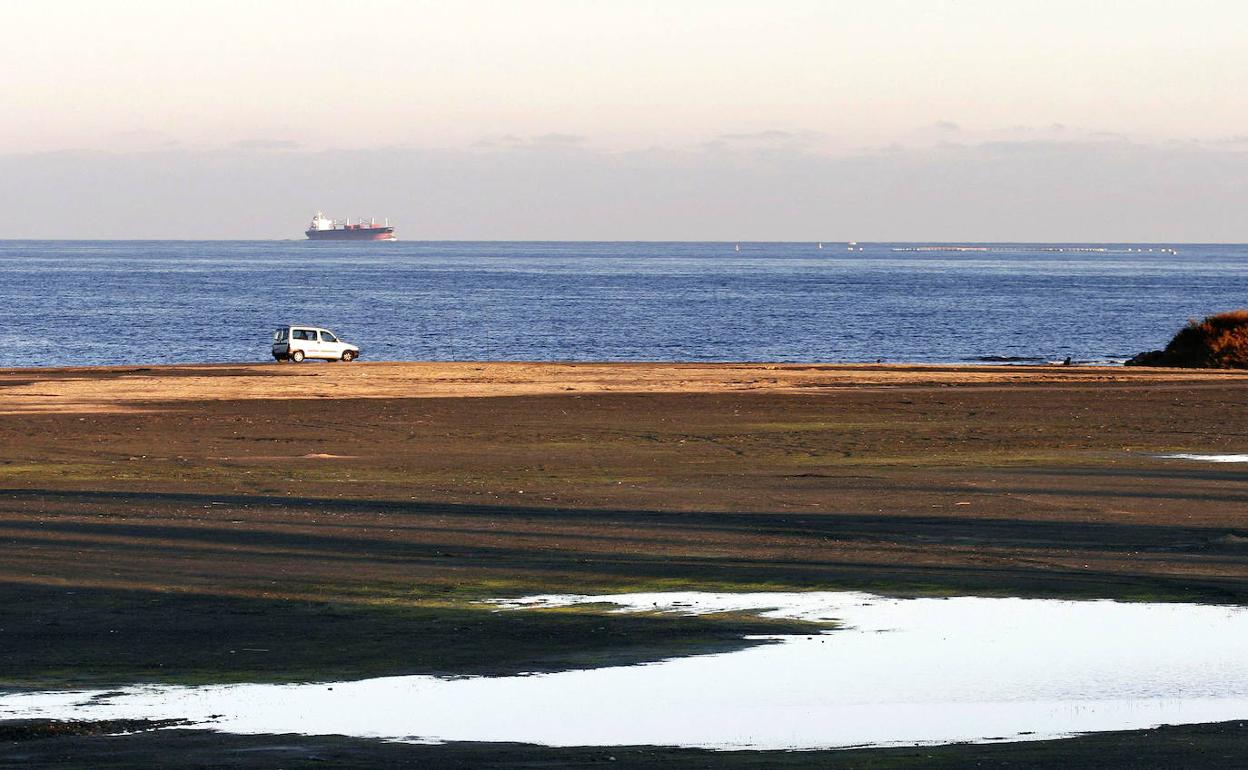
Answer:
1;0;1246;239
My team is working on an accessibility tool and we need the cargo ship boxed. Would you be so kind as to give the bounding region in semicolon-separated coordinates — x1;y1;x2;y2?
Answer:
305;212;396;241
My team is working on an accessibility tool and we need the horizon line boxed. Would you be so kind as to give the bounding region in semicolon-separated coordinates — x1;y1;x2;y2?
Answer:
1;238;1244;246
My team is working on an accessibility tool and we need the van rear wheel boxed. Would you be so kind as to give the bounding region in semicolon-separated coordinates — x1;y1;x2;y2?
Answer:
291;350;305;363
342;350;357;362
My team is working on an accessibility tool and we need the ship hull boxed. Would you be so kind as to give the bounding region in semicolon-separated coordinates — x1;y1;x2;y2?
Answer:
306;227;396;241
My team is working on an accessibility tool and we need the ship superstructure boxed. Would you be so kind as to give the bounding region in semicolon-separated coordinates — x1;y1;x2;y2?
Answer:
305;212;396;241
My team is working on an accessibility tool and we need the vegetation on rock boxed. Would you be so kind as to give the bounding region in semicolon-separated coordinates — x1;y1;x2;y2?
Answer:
1127;310;1248;368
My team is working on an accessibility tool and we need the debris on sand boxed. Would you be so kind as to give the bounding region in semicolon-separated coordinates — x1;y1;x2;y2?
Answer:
0;719;189;741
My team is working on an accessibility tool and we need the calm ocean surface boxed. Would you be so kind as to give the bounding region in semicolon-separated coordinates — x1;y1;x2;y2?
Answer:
2;240;1245;368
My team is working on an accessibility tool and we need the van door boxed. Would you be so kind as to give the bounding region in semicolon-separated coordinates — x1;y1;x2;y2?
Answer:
291;328;316;358
272;327;290;358
307;329;328;359
319;330;344;359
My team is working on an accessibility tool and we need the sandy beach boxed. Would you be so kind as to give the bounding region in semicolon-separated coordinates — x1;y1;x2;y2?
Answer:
4;360;1245;413
3;361;1248;765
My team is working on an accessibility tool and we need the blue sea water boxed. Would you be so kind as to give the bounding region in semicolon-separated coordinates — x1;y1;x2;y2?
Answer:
1;240;1246;368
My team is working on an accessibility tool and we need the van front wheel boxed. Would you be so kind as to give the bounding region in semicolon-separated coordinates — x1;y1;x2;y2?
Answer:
342;350;357;362
291;350;305;363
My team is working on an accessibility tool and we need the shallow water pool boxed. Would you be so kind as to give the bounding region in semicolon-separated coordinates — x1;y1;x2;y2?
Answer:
2;592;1246;750
1159;453;1248;463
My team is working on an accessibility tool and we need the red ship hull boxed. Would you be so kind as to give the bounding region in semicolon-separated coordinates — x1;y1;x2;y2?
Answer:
305;226;396;241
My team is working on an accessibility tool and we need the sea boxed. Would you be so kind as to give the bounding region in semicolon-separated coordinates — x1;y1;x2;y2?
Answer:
2;240;1246;368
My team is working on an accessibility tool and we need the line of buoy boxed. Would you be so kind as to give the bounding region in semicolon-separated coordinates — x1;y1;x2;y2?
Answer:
731;242;870;252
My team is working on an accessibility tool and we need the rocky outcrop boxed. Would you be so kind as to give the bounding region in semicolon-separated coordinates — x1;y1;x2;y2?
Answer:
1126;310;1248;368
1124;349;1168;366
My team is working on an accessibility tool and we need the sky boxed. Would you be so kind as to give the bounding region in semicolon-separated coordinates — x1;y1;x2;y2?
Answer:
1;0;1246;240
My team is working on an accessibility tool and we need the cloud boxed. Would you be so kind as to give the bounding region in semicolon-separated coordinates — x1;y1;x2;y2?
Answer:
718;130;798;142
1;137;1246;241
894;122;1161;155
472;133;589;152
714;129;824;146
231;139;302;150
530;133;585;145
704;130;824;155
102;129;180;150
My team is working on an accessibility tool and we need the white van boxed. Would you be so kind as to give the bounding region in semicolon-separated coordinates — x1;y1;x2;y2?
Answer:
272;326;360;362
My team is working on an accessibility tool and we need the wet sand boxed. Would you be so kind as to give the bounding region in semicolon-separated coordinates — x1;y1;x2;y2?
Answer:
2;362;1248;764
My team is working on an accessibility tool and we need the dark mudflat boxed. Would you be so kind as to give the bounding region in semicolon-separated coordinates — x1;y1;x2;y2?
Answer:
2;721;1246;769
3;379;1248;686
1;364;1247;763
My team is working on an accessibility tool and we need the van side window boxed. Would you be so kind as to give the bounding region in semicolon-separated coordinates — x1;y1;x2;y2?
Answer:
321;331;337;342
293;329;310;340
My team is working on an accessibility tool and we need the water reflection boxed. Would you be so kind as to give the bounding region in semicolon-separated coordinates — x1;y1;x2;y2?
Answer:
1;592;1246;750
